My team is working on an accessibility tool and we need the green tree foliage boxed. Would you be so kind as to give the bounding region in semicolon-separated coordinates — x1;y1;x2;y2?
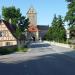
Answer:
2;6;21;25
65;0;75;2
18;16;29;32
44;14;57;41
44;27;53;40
65;0;75;38
57;15;66;42
2;6;29;34
2;6;30;49
51;14;58;41
65;0;75;27
45;15;66;43
2;6;30;51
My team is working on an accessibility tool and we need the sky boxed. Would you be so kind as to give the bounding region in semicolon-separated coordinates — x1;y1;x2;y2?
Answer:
0;0;68;26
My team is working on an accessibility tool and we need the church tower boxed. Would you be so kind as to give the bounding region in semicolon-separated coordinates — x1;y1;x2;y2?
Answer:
27;6;37;26
27;6;39;41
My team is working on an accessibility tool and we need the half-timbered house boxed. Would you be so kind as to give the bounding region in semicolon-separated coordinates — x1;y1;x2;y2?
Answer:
0;20;17;47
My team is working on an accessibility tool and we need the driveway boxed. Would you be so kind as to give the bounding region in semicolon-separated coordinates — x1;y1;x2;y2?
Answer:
0;41;75;75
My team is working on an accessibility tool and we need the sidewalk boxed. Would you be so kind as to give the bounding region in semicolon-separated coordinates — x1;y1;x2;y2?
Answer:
52;43;75;59
44;41;75;59
0;41;75;61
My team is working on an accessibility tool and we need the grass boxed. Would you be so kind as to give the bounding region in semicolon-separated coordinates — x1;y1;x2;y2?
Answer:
0;46;17;55
18;47;28;52
17;45;29;52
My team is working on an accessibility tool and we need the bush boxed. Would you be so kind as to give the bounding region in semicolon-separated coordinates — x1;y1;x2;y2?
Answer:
0;45;28;55
17;45;28;52
0;45;17;55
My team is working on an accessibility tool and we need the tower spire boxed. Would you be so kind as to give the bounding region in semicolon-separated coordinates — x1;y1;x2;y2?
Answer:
27;6;37;25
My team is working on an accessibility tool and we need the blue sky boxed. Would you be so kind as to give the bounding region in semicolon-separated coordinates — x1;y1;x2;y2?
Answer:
0;0;67;26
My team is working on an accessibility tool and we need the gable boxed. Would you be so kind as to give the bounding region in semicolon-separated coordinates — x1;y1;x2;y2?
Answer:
0;20;16;41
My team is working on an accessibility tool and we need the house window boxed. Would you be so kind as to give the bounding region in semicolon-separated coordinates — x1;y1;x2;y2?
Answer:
6;42;13;46
6;42;11;46
0;31;2;37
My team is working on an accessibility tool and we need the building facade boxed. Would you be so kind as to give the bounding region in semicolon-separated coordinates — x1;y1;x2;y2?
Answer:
27;6;49;40
27;6;39;40
0;20;17;47
0;7;49;47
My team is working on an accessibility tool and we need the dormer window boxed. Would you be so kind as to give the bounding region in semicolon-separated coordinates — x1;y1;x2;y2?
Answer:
0;31;2;37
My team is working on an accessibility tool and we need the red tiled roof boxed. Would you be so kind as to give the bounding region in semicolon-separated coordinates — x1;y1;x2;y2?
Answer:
28;24;38;32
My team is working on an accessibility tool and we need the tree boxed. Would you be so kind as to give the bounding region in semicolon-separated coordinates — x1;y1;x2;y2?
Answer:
45;15;66;43
44;14;57;41
52;15;66;42
2;6;21;25
18;16;30;32
65;0;75;27
65;0;75;2
51;14;58;41
2;6;30;33
2;6;30;49
57;15;66;42
44;27;53;40
65;0;75;38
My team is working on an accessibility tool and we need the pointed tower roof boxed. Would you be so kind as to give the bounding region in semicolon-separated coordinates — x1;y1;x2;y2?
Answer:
27;6;37;14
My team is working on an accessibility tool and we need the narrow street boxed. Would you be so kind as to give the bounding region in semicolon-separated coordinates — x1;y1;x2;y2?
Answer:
0;41;75;75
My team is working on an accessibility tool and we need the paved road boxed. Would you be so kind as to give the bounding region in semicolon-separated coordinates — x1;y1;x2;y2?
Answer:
0;42;75;75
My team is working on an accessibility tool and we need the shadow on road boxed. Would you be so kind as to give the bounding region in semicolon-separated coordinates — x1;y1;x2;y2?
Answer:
0;51;75;75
